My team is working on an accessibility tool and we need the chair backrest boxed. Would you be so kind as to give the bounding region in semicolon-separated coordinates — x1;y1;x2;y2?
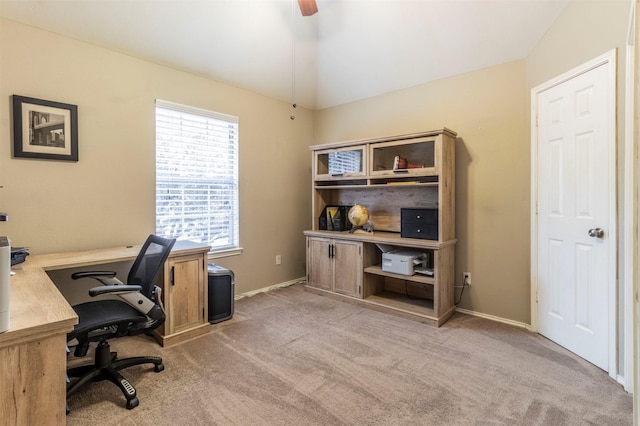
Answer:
127;234;176;298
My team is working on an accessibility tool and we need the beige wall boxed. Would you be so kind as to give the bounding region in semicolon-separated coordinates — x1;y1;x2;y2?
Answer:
527;1;629;89
316;60;531;323
0;19;312;295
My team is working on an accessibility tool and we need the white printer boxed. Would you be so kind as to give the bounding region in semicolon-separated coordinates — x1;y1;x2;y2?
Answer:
381;249;429;276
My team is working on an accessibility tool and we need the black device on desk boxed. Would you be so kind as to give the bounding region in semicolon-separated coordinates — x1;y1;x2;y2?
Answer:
11;247;29;266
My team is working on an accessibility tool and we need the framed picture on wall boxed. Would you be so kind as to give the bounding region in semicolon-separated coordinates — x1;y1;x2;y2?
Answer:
12;95;78;162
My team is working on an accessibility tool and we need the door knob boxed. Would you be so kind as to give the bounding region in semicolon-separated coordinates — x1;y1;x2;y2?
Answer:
588;228;604;238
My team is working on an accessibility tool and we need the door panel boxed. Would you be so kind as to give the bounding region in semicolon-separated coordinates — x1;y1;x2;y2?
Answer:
536;62;611;371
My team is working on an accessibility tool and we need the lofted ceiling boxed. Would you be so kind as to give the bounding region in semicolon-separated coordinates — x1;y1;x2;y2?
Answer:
0;0;570;110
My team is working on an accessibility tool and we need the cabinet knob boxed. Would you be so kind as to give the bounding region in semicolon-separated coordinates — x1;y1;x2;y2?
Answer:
416;215;421;219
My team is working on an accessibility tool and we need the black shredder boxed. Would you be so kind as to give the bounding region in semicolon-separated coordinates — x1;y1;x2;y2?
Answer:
207;264;235;324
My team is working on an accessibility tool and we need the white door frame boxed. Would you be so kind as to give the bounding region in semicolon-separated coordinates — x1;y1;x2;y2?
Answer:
624;0;636;396
530;49;617;380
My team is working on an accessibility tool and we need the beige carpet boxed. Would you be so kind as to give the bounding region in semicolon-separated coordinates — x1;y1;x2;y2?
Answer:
66;283;632;425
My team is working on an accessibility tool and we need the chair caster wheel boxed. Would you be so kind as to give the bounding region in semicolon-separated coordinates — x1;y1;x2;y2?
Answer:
154;363;165;372
126;397;139;410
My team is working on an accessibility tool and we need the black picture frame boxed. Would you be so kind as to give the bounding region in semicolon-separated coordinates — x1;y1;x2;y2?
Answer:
12;95;78;162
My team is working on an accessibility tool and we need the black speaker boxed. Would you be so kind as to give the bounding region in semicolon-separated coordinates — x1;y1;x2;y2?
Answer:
207;264;234;324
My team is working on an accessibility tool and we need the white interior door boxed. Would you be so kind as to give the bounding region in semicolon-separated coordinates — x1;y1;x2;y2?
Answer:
533;53;616;373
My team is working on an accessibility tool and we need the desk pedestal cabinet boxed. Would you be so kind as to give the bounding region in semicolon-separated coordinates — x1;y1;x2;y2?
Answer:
0;259;77;425
154;246;210;347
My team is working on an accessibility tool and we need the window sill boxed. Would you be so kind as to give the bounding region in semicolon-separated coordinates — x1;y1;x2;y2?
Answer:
208;247;243;260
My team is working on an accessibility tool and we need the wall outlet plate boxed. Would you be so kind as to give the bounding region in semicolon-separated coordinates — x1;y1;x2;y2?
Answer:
463;272;471;286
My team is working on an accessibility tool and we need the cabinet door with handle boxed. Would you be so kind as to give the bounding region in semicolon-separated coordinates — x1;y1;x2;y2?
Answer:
307;237;333;290
166;254;205;335
333;240;362;298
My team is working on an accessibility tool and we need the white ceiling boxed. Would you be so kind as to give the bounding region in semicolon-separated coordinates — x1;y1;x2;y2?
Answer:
0;0;570;110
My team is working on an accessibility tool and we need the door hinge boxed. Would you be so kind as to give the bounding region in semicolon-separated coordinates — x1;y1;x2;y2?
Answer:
358;285;361;295
170;266;175;286
535;288;539;303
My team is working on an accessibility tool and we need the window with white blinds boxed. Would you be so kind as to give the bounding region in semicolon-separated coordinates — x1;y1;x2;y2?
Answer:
155;100;239;252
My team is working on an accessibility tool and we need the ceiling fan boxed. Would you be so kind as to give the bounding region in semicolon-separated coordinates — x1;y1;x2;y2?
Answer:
297;0;318;16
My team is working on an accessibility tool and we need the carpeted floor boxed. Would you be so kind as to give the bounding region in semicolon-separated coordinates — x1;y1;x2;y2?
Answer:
66;283;632;425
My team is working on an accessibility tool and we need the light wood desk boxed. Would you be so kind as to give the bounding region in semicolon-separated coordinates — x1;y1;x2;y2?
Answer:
0;240;210;425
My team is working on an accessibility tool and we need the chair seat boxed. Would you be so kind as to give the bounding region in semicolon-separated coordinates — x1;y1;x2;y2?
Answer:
69;300;147;341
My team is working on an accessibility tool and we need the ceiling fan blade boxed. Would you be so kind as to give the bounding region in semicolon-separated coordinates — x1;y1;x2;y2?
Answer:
298;0;318;16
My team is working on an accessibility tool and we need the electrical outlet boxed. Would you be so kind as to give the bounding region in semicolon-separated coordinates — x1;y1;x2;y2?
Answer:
275;255;282;265
463;272;471;287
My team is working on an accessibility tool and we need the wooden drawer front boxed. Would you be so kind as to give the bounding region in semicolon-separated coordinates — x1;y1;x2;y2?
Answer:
400;208;438;240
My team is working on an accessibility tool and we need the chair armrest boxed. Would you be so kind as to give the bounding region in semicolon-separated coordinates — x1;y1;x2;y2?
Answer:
88;285;142;297
71;271;117;279
72;271;123;286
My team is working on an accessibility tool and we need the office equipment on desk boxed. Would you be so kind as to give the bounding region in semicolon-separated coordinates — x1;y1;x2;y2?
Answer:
66;234;175;411
207;264;234;324
0;237;9;333
11;247;29;266
381;248;429;276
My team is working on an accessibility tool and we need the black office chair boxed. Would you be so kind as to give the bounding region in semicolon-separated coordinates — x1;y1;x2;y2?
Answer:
66;234;176;410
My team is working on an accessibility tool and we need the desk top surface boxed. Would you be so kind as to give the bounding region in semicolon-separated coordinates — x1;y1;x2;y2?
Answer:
34;239;210;271
0;240;210;348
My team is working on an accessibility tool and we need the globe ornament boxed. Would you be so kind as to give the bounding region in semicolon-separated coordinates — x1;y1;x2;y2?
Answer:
348;204;370;233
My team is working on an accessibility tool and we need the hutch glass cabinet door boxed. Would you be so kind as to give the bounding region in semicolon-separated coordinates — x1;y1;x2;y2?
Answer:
314;145;367;180
369;137;437;177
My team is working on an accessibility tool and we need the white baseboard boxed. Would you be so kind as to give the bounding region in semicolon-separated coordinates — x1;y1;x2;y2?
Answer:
455;307;532;331
235;277;305;300
617;374;628;389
